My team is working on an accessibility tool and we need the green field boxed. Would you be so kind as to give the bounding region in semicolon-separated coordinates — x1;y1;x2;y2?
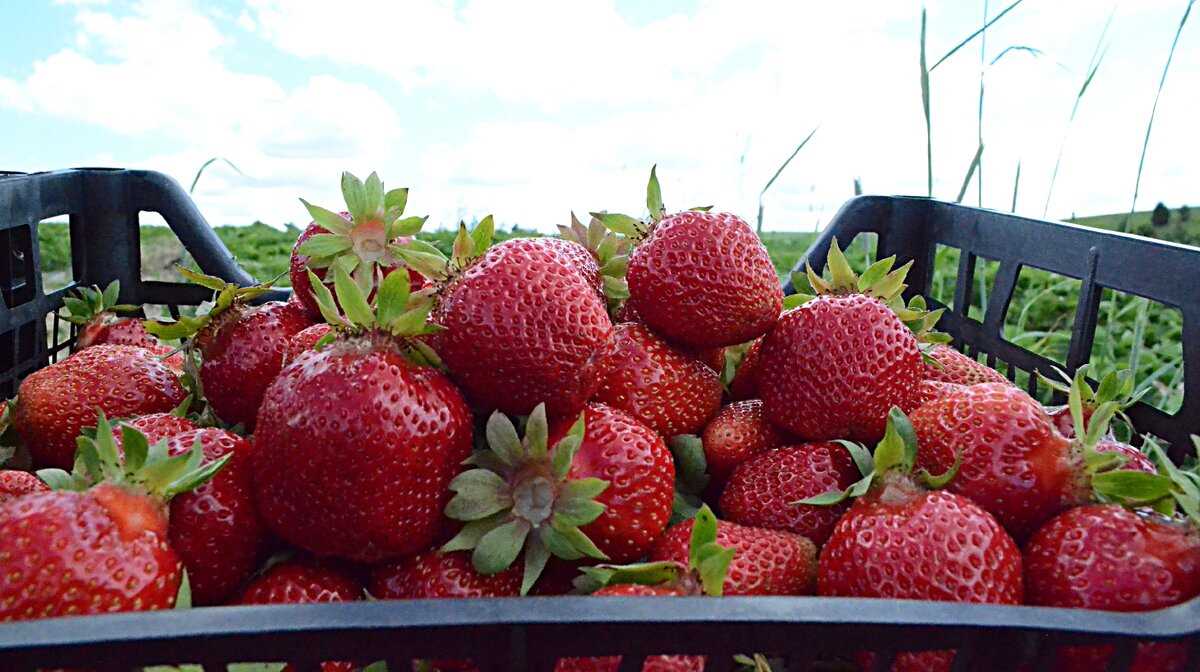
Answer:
32;206;1194;420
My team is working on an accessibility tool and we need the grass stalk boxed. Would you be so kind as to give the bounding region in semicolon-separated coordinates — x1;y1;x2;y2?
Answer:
756;127;818;234
956;143;985;204
190;157;245;194
1011;161;1021;212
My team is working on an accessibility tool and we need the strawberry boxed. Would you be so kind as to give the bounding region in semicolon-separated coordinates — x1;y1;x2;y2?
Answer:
727;338;762;401
283;323;333;365
253;268;472;563
593;167;782;349
165;428;264;605
919;379;965;404
13;344;187;468
591;322;722;438
1043;367;1140;439
556;212;637;314
684;346;725;373
720;442;858;545
401;222;613;417
442;402;673;593
923;344;1009;386
814;409;1023;672
114;411;198;447
235;558;363;672
758;241;931;442
63;280;184;372
0;413;228;621
1026;505;1200;672
289;172;427;320
558;505;735;672
650;516;816;596
0;470;47;503
912;367;1159;540
1023;441;1200;672
371;550;521;599
554;584;705;672
699;400;784;484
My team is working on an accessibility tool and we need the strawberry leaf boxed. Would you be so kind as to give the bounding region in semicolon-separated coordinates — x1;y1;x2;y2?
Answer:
473;519;531;575
341;171;367;220
522;536;551;596
591;212;643;238
646;165;664;220
300;199;353;235
471;215;495;255
384;187;409;215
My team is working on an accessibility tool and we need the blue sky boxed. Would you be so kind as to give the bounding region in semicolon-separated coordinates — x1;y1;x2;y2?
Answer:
1;0;1196;232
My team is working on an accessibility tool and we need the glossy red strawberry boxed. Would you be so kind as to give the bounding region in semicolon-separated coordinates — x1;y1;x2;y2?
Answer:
592;322;721;438
114;412;198;447
623;209;780;349
284;323;333;365
759;244;925;442
165;428;264;605
598;168;780;350
919;379;965;404
0;470;47;503
923;344;1010;386
1026;504;1200;672
699;400;784;484
442;402;673;593
651;518;816;596
13;344;187;468
554;584;704;672
727;338;762;401
720;442;858;545
236;559;363;605
64;281;184;372
549;403;675;563
254;330;473;563
0;415;227;621
371;551;522;599
195;298;313;429
421;236;612;417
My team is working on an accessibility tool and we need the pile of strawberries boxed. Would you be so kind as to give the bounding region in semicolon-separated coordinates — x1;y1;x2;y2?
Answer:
1;169;1198;672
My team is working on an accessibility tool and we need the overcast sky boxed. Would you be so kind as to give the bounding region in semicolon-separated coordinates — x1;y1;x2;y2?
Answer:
0;0;1196;232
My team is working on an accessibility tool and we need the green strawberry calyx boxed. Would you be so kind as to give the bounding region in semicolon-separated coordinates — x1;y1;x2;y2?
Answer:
796;407;960;507
61;280;141;326
297;171;428;280
36;411;230;502
394;216;496;284
558;211;633;312
302;263;444;368
572;503;734;597
1040;364;1145;439
591;164;713;243
1089;435;1200;528
142;267;276;341
441;403;608;595
784;238;951;348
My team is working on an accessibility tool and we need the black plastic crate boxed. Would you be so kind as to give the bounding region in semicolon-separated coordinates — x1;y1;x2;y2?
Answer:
0;169;1197;671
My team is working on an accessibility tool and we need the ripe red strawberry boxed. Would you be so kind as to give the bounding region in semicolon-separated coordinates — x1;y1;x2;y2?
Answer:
591;322;722;438
283;323;333;365
13;344;187;469
371;550;522;599
289;172;427;320
1025;503;1200;672
699;400;783;484
650;517;816;596
923;344;1010;386
235;558;363;672
554;583;705;672
720;442;858;545
816;410;1023;672
919;379;965;404
758;243;926;442
727;338;762;401
596;168;781;349
64;281;184;372
912;369;1158;541
0;414;228;621
114;412;198;447
412;233;613;417
684;346;725;373
0;470;47;503
165;428;263;605
442;402;673;593
253;269;473;563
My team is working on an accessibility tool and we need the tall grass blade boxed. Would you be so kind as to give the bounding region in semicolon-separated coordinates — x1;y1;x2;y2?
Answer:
190;157;245;194
920;7;932;197
1011;161;1021;212
929;0;1027;72
1045;10;1113;217
1125;0;1195;231
756;126;818;234
1128;297;1150;375
978;0;988;206
956;143;985;204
